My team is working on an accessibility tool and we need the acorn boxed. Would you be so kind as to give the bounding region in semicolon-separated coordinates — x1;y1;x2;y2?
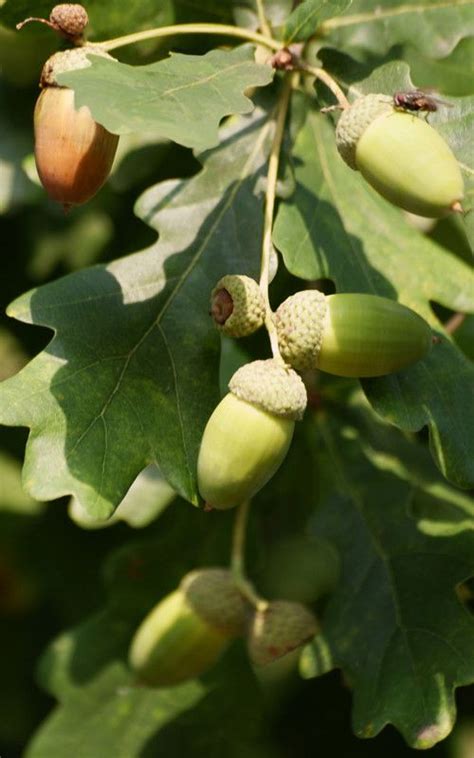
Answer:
335;94;464;218
34;47;119;209
129;568;248;687
275;290;432;377
197;359;307;510
210;275;265;338
247;600;318;666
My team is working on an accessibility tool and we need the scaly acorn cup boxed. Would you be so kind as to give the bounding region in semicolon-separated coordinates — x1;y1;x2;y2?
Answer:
34;47;119;209
197;359;307;509
210;275;265;337
275;290;432;377
335;94;464;218
247;600;318;666
129;568;248;687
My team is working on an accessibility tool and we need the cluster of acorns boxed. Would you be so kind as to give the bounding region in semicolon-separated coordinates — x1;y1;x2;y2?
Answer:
196;87;465;511
129;567;319;686
24;6;465;690
197;275;433;510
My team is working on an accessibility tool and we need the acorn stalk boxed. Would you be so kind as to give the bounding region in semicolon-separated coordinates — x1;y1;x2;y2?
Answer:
275;291;432;377
197;360;307;509
335;94;464;218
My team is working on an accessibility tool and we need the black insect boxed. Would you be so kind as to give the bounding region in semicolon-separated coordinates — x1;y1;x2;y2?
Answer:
393;89;451;114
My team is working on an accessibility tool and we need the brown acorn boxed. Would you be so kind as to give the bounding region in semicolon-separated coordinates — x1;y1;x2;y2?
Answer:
34;47;119;210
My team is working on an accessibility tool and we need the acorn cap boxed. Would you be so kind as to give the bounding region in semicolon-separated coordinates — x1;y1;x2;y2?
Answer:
181;568;248;636
247;600;318;666
335;94;393;170
275;291;328;371
40;45;114;88
229;359;307;421
50;4;89;37
211;275;265;338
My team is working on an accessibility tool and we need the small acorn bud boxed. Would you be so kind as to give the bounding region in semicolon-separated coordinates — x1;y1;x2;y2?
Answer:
197;359;307;509
50;4;89;38
129;568;247;687
275;291;432;377
16;3;88;39
247;600;318;666
210;275;265;337
34;47;119;209
335;94;464;218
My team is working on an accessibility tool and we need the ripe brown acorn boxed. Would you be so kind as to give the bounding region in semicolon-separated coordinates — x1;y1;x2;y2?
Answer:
34;47;119;209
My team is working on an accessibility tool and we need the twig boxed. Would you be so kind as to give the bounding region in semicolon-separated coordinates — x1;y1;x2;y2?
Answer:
444;312;466;334
297;61;350;109
95;22;281;53
231;501;268;611
255;0;272;38
259;74;294;362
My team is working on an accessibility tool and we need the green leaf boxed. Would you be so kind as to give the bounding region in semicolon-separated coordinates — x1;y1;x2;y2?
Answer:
404;37;474;97
300;403;474;749
69;465;175;529
58;47;274;151
321;0;474;58
0;100;275;517
283;0;352;43
272;90;474;489
0;0;174;39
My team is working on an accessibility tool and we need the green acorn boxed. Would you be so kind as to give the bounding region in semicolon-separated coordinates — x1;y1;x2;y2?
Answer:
129;568;248;687
197;359;307;509
335;94;464;218
210;275;265;338
275;290;432;377
247;600;318;666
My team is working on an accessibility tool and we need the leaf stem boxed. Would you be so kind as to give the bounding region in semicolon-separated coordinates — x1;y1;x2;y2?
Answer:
231;501;268;611
94;22;282;53
297;62;349;109
255;0;273;38
259;74;294;362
